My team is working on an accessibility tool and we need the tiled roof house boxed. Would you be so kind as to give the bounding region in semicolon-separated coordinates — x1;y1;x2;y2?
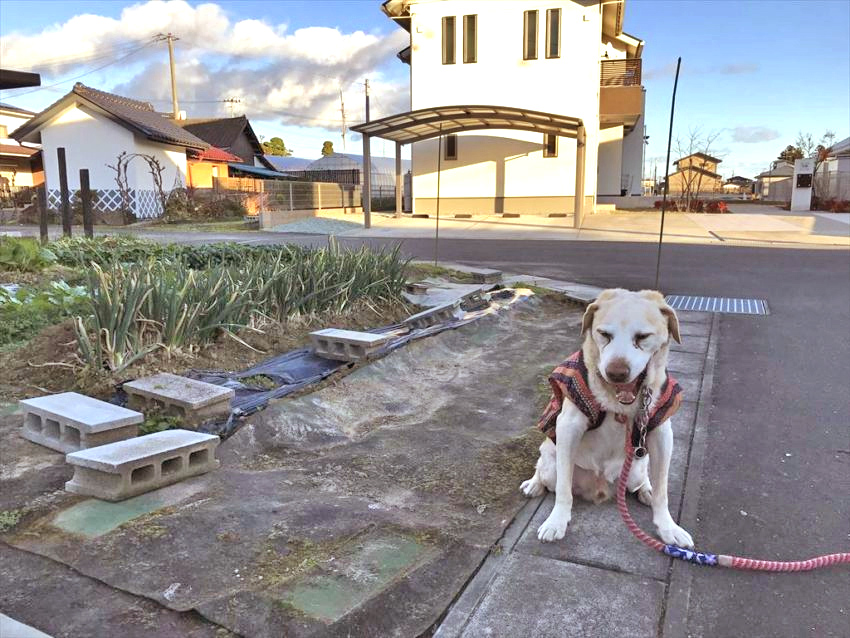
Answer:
14;83;209;218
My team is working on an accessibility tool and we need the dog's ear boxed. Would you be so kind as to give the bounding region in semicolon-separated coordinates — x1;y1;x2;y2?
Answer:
659;302;681;343
581;301;599;335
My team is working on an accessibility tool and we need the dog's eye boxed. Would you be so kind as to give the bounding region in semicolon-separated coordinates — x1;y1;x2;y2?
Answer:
597;330;612;341
634;333;653;347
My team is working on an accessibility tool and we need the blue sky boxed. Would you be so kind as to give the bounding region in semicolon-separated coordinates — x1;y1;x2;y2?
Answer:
1;0;848;177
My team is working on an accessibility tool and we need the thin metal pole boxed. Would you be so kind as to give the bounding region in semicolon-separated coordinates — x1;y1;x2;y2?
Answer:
654;57;681;291
435;125;443;266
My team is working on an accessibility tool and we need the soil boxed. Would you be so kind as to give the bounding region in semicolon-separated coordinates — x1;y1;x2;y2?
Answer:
0;300;414;403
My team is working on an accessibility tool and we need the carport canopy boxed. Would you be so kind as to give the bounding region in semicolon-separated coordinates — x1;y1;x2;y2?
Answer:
350;105;587;228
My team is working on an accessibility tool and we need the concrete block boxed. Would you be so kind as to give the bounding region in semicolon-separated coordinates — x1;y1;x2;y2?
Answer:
123;373;234;427
310;328;392;362
405;282;429;295
464;267;503;284
20;392;142;454
404;302;459;330
65;429;220;501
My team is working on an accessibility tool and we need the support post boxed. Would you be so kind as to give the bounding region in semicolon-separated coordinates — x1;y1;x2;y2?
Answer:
395;141;403;218
80;169;94;238
573;125;586;229
362;133;372;228
57;147;72;237
37;186;48;245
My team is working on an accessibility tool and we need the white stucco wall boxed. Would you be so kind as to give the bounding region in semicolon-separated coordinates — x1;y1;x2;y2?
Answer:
620;92;645;195
0;111;31;138
407;0;601;211
597;125;623;196
40;104;136;191
38;103;189;217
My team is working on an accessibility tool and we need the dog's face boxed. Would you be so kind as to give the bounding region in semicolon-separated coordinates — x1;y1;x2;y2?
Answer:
581;289;680;386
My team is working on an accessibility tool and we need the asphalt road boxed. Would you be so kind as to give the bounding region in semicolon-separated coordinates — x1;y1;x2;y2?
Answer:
5;226;849;635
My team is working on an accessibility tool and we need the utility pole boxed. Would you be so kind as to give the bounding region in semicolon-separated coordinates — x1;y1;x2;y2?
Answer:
157;33;180;118
363;79;371;228
224;97;242;118
339;88;347;151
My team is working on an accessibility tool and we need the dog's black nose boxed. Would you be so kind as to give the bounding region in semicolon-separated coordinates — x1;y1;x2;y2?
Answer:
606;360;631;383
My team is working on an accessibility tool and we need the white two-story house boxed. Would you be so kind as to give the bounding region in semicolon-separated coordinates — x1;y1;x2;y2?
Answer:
381;0;646;215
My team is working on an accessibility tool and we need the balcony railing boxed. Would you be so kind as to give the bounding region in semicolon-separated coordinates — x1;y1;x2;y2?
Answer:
600;59;642;86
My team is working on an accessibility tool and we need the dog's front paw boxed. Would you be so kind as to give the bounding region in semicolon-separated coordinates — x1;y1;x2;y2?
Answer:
656;522;694;549
537;509;570;542
520;476;544;498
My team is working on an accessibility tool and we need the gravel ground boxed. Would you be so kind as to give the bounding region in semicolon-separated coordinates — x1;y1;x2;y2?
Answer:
269;217;362;234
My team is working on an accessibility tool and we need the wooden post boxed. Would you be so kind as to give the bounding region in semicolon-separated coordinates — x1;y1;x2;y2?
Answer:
395;141;403;218
57;147;72;237
79;169;94;238
37;186;48;245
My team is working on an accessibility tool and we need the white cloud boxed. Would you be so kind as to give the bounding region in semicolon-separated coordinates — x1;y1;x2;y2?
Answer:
1;0;409;133
731;127;780;143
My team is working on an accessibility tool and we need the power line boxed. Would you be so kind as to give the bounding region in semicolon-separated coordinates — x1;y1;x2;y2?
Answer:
10;40;152;72
3;40;157;97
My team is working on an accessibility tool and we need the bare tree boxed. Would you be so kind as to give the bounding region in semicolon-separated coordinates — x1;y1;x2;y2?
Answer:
106;151;135;222
796;130;835;200
672;127;722;211
139;154;169;216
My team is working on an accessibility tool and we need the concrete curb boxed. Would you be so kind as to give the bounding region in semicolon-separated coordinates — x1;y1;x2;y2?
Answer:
661;311;720;638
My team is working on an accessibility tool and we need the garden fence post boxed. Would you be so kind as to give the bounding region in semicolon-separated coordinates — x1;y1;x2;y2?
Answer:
80;169;94;238
57;147;72;237
37;186;48;245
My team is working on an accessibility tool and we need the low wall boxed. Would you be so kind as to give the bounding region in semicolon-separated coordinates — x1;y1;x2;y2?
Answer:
260;206;363;229
412;195;595;216
596;195;656;209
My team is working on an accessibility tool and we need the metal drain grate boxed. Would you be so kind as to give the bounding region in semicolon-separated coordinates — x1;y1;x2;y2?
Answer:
665;295;769;315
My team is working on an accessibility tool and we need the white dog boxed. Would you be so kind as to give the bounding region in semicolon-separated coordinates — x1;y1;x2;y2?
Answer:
520;289;694;548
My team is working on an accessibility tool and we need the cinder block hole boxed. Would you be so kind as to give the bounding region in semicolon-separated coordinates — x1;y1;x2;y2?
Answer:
351;345;364;356
161;456;182;476
45;418;60;439
62;425;81;448
333;342;346;354
318;339;329;349
24;413;42;432
173;405;187;418
151;399;166;411
131;464;155;484
189;448;209;467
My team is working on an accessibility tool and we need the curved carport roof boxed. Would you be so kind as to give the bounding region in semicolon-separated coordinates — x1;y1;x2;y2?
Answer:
350;105;587;228
351;104;583;144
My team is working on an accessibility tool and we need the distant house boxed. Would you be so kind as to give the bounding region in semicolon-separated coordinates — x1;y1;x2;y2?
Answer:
186;146;242;188
755;160;794;201
179;116;277;171
13;83;208;218
817;136;850;201
0;102;42;191
723;175;754;195
666;152;723;195
303;152;412;190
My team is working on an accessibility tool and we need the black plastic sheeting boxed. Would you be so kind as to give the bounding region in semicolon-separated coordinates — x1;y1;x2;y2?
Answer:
120;288;523;438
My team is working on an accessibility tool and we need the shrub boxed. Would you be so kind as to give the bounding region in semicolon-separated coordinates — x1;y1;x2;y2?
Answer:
0;237;57;272
197;197;247;220
0;281;88;347
654;200;678;211
705;201;729;214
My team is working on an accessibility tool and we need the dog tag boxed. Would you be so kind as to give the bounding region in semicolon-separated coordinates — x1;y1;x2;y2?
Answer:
634;447;647;459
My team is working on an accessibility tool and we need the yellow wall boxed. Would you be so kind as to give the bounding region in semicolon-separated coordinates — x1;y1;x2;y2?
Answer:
667;168;722;194
187;160;227;188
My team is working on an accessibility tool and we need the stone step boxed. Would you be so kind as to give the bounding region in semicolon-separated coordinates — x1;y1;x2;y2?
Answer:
20;392;143;454
404;301;460;330
123;373;234;427
65;429;220;501
310;328;392;362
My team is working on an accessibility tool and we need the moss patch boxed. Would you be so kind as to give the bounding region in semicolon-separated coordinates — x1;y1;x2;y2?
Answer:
0;509;22;532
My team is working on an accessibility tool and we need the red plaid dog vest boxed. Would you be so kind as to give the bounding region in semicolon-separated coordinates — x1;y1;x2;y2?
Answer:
537;351;682;443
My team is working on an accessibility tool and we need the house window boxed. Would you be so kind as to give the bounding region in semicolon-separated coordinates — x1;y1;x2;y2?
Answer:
463;15;477;63
442;16;456;65
546;9;561;58
523;10;538;60
0;124;7;138
211;166;219;178
444;134;457;161
544;134;558;158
